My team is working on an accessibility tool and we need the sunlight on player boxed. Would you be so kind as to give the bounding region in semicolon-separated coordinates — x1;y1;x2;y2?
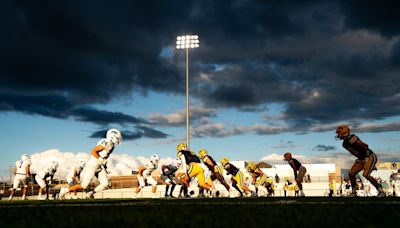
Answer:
336;125;385;197
59;129;122;199
9;154;31;200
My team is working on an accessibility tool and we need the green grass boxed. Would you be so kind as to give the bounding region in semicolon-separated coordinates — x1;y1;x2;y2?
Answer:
1;197;399;227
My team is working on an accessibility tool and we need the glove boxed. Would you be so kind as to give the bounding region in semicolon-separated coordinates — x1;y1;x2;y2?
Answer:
48;180;52;185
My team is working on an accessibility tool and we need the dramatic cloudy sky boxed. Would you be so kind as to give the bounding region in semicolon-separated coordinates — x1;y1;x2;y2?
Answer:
1;0;400;177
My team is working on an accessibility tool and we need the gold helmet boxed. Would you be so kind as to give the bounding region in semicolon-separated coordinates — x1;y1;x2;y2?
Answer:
220;157;229;167
246;162;256;172
198;149;207;158
177;143;187;152
336;125;350;139
283;152;292;161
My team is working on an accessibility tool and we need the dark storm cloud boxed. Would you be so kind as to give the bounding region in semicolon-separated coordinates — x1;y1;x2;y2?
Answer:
313;144;337;152
1;0;400;137
71;107;148;126
90;127;168;140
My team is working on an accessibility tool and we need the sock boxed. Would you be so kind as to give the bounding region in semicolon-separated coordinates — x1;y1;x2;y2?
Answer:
170;184;176;196
165;185;170;196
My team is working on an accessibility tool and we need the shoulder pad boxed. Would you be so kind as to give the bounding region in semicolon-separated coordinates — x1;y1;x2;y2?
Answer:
349;135;359;144
97;138;114;148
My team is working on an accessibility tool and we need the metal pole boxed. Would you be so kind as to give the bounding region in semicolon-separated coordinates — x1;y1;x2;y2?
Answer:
186;48;190;147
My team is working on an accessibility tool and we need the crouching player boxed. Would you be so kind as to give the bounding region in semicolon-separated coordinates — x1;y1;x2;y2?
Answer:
59;129;122;199
134;154;160;198
160;158;181;198
283;152;306;197
66;160;86;199
336;125;385;197
35;160;58;200
220;158;253;197
246;162;273;197
177;143;218;197
9;154;31;200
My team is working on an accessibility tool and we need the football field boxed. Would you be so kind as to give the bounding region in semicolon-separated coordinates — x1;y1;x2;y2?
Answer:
1;197;399;227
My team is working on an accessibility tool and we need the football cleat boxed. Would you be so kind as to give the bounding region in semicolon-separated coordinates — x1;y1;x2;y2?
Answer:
377;191;386;197
86;191;95;199
58;187;69;200
347;192;357;197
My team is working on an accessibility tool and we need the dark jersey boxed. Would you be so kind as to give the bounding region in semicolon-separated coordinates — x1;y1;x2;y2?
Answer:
201;155;217;172
342;134;371;160
178;150;201;164
162;164;178;177
288;158;302;170
223;163;239;176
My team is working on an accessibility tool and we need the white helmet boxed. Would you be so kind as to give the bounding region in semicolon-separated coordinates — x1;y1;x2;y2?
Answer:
78;160;86;169
21;154;31;162
150;154;160;164
51;160;59;170
173;158;182;167
106;128;122;145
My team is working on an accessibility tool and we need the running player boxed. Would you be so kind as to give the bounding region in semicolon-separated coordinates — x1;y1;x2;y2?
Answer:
134;154;160;198
336;125;385;197
199;149;231;196
283;152;306;197
177;143;218;197
59;128;122;199
9;154;31;200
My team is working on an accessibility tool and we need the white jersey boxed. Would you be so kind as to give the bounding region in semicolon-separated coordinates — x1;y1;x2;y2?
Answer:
142;162;158;177
37;166;57;179
15;160;30;175
97;138;115;159
67;166;83;180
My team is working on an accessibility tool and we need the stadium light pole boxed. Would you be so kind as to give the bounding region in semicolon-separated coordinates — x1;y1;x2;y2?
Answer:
176;35;199;148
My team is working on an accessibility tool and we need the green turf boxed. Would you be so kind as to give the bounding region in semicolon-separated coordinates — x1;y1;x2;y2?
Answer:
1;197;399;227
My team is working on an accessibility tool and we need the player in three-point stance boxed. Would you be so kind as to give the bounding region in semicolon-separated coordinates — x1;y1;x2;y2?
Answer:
35;160;59;200
59;128;122;199
283;152;306;197
336;125;385;197
9;154;31;200
220;157;253;197
134;154;160;198
66;160;86;199
160;158;181;198
246;162;273;197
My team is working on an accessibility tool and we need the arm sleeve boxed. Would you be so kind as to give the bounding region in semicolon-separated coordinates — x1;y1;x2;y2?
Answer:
180;155;187;173
91;145;104;159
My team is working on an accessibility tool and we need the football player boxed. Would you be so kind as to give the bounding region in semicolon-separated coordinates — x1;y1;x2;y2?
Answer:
336;125;385;197
198;149;231;196
35;160;58;200
246;162;273;197
66;160;86;199
9;154;31;200
59;128;122;199
283;152;306;197
134;154;160;198
160;158;181;198
177;143;218;197
220;158;253;197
